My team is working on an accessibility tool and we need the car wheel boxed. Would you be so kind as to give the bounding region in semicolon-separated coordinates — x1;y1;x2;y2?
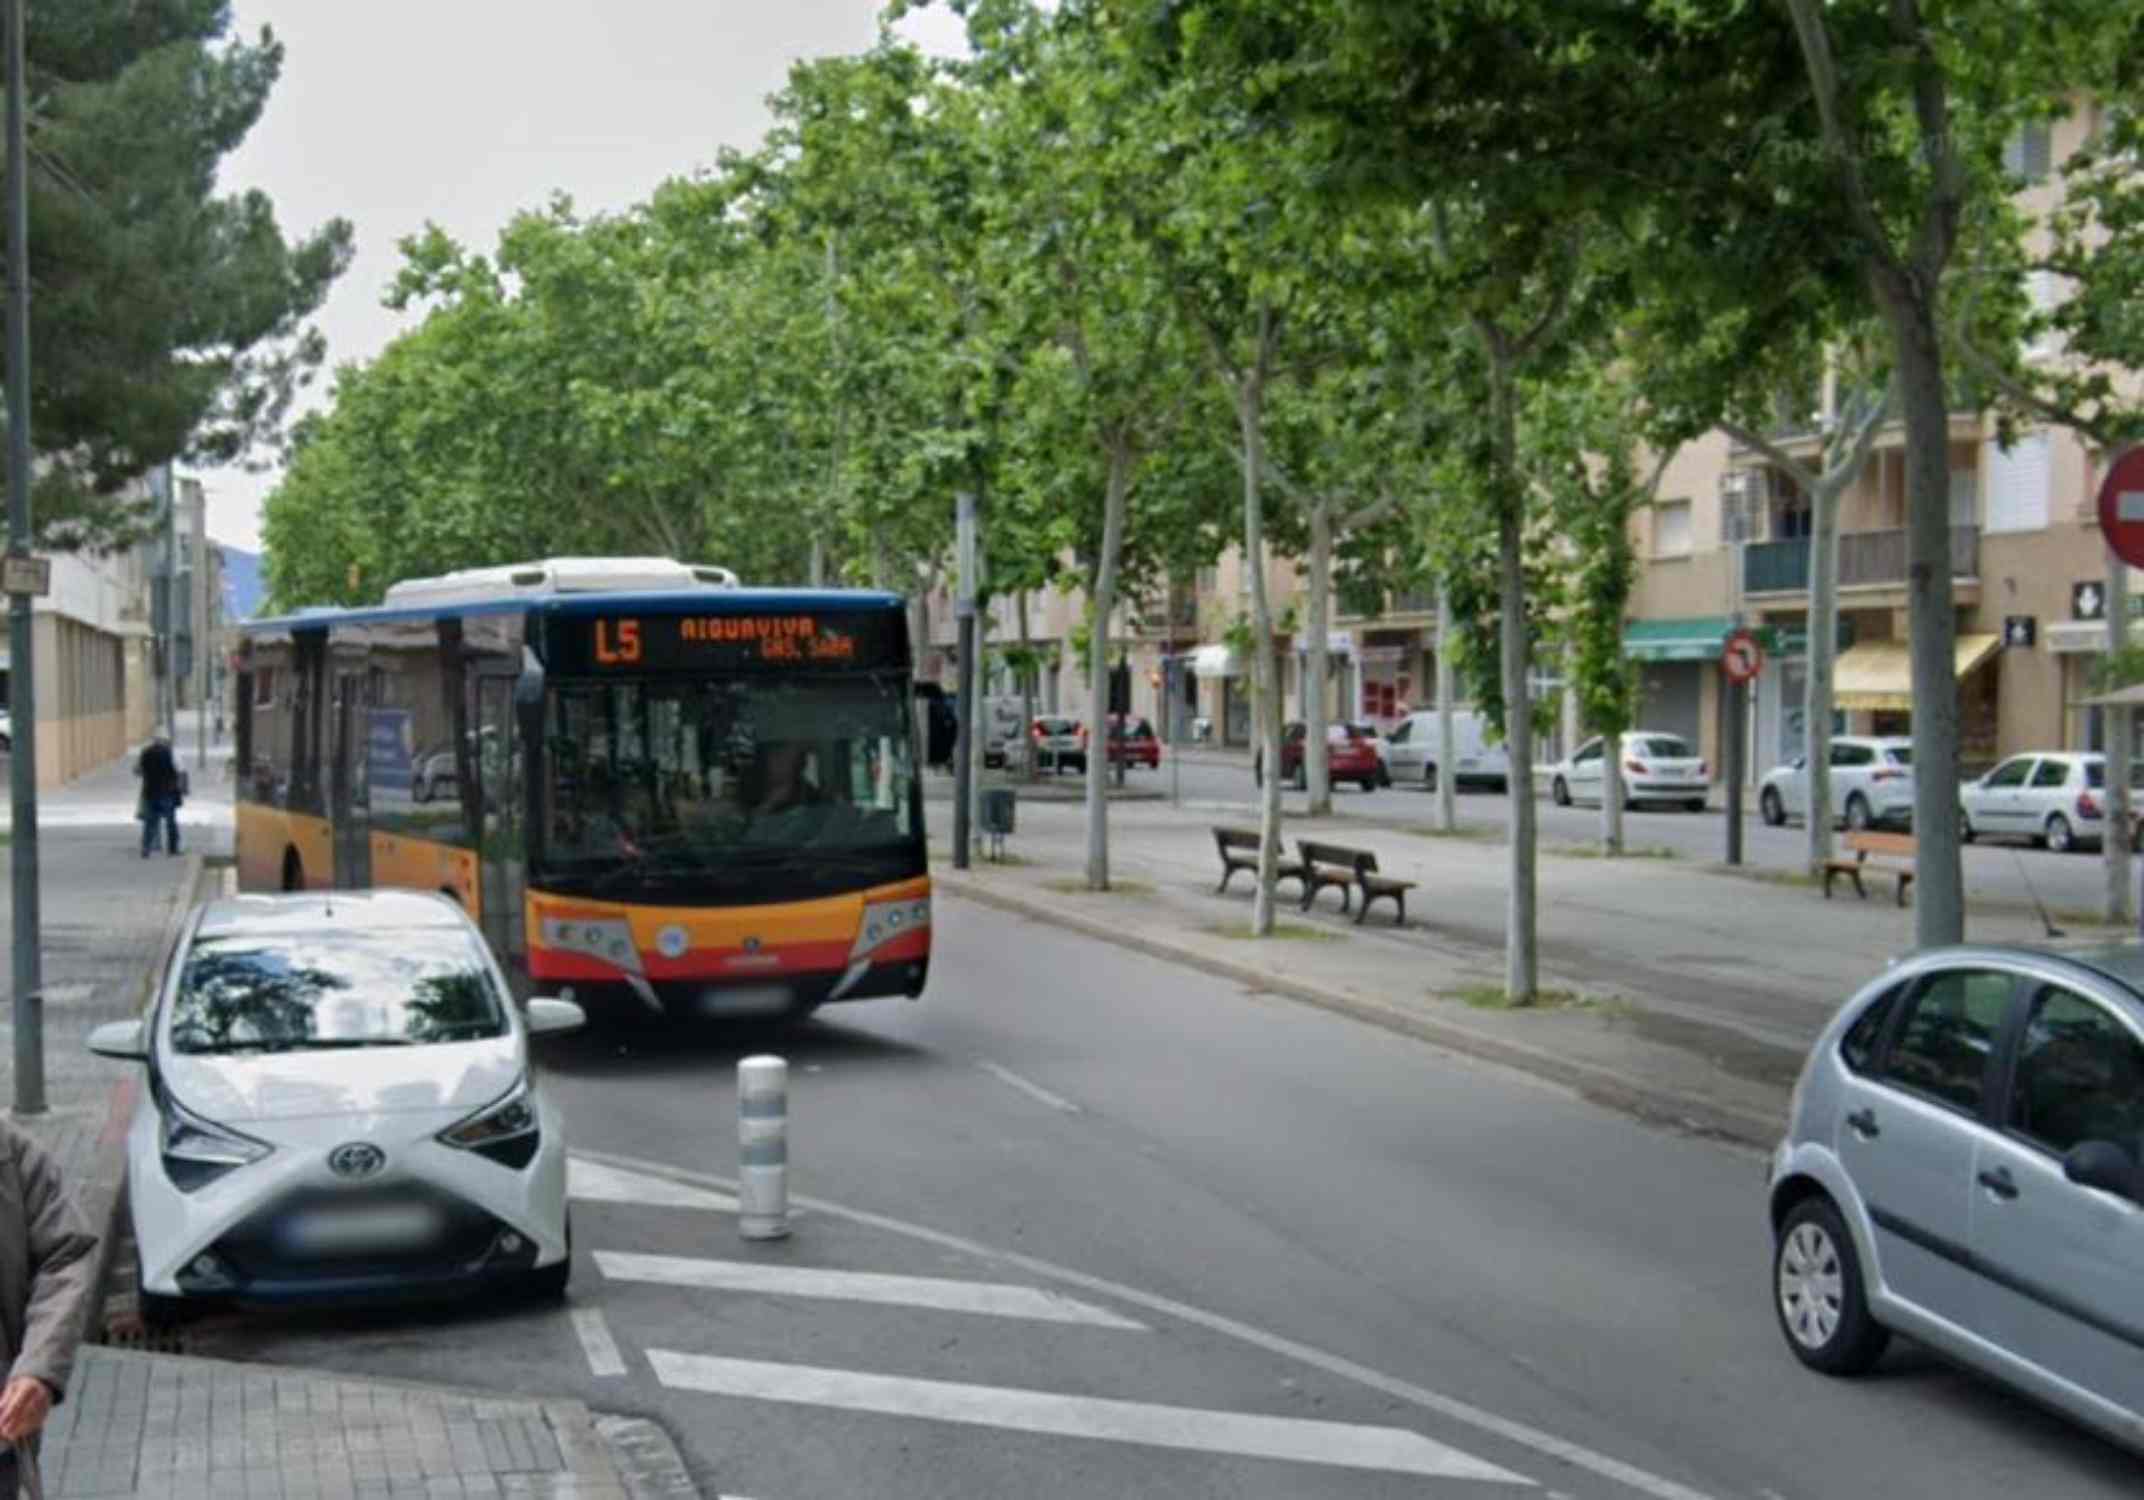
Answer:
135;1246;192;1331
1360;777;1377;793
1423;764;1440;794
1774;1196;1889;1376
524;1219;572;1301
1760;787;1785;827
2046;813;2074;854
1685;798;1707;813
1550;775;1568;807
1844;794;1872;832
1960;809;1976;844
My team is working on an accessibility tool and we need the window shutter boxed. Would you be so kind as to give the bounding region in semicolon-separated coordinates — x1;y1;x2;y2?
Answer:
1983;433;2050;534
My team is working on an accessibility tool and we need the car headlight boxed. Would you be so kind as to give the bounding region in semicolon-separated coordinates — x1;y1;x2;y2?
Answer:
437;1075;541;1169
160;1091;273;1193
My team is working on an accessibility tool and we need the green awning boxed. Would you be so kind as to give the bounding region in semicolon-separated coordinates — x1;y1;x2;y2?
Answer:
1622;617;1779;663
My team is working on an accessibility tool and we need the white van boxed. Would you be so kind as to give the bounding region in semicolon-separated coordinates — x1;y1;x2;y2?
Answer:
1384;709;1511;792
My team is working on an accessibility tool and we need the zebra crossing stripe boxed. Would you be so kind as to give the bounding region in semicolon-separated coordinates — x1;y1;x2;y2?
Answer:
568;1156;740;1213
595;1251;1145;1330
646;1350;1529;1483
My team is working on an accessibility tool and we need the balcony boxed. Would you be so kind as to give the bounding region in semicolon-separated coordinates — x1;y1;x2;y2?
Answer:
1134;587;1199;635
1743;525;1981;595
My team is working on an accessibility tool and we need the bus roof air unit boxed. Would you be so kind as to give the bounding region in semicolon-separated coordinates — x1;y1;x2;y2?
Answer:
381;556;741;610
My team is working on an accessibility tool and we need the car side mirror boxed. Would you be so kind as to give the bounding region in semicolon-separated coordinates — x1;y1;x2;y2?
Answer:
2062;1139;2141;1201
86;1019;148;1061
524;997;587;1036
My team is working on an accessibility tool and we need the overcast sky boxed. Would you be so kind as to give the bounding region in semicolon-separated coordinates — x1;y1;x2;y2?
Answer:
194;1;967;554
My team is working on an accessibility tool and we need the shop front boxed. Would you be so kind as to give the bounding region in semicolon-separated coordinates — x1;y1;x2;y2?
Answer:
1831;632;2004;765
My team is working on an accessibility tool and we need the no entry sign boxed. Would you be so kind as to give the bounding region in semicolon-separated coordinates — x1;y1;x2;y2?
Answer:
1722;627;1764;685
2097;446;2144;568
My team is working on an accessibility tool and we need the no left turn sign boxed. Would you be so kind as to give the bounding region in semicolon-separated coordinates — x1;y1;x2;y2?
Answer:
1722;628;1764;685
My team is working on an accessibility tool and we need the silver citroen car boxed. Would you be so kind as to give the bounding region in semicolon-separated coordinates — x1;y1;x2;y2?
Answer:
1768;944;2144;1453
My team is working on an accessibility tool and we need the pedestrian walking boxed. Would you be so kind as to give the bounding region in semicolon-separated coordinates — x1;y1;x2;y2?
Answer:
136;735;183;858
0;1119;99;1499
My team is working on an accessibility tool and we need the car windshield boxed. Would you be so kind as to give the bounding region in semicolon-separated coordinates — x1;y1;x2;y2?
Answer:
1633;736;1692;759
169;929;507;1054
543;673;918;875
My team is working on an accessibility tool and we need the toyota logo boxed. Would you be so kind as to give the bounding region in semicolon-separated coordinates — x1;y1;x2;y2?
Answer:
327;1142;385;1179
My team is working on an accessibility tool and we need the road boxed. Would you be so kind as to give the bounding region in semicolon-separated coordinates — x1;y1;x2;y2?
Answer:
177;898;2138;1498
1135;755;2131;921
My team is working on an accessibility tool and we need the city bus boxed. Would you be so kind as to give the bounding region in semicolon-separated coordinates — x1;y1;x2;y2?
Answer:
232;557;930;1020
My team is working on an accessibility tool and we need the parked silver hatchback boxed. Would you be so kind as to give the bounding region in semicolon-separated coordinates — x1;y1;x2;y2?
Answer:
1768;944;2144;1452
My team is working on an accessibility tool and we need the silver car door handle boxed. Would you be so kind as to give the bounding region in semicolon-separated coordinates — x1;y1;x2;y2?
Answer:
1846;1107;1880;1139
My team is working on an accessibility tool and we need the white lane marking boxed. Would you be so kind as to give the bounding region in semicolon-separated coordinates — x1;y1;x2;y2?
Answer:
595;1251;1145;1331
571;1147;1719;1500
976;1059;1081;1114
569;1156;739;1213
570;1306;627;1378
648;1350;1528;1483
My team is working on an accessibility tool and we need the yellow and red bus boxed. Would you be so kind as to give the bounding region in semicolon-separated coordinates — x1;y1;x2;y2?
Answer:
233;558;930;1020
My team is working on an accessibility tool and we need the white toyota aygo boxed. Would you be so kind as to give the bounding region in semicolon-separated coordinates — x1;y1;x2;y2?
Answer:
89;889;584;1324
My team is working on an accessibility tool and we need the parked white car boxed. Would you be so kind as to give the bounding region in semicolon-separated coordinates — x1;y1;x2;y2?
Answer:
1959;751;2120;853
1549;731;1708;811
1758;736;1915;832
1384;709;1511;792
89;889;584;1325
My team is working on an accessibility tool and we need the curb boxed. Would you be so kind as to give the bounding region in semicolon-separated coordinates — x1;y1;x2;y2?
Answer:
77;852;204;1345
595;1414;705;1498
936;870;1784;1149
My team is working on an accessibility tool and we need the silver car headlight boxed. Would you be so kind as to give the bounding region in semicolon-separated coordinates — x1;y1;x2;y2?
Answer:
160;1091;273;1193
437;1075;541;1169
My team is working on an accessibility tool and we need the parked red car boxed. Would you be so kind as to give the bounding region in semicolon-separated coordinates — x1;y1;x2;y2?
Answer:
1254;722;1381;791
1099;714;1161;769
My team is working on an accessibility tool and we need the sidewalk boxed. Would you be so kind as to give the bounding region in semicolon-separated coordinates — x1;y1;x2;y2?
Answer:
2;713;698;1500
929;796;2121;1146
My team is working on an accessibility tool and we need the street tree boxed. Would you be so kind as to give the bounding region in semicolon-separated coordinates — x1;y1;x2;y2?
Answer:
24;0;351;549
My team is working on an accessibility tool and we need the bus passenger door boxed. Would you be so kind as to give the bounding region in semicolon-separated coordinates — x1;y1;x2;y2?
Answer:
476;676;526;981
331;673;371;888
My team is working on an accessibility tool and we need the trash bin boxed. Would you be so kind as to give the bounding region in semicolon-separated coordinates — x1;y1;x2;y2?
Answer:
980;787;1016;860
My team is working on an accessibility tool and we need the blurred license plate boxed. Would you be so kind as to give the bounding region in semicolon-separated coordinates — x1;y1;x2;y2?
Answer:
283;1203;443;1254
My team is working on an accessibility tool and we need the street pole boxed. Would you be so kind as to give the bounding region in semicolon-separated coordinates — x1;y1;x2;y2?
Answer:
1725;675;1746;866
163;463;178;741
6;0;44;1115
952;492;976;870
1166;654;1181;809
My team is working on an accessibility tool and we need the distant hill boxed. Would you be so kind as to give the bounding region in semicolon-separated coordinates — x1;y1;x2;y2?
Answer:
215;543;265;621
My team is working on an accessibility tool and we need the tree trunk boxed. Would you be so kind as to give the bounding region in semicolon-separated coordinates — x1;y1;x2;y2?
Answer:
1305;499;1334;815
1435;584;1458;832
2106;552;2133;924
1603;743;1624;853
1240;360;1283;937
808;538;826;589
1806;480;1842;872
1018;589;1038;785
1874;285;1965;946
1085;442;1133;891
1490;359;1537;1000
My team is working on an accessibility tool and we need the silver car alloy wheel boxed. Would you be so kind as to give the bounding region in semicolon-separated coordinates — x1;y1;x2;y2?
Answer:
1778;1219;1845;1350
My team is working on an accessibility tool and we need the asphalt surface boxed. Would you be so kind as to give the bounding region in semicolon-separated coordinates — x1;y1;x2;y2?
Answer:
1144;756;2136;922
176;898;2140;1499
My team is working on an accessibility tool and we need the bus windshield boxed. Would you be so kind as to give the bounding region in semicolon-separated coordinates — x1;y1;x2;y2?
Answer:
540;672;919;896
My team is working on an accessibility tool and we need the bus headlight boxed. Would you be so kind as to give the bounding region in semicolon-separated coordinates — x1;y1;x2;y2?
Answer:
852;897;931;959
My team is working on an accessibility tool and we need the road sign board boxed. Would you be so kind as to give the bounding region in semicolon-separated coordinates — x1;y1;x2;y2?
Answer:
2096;446;2144;568
1722;627;1764;684
1;551;48;597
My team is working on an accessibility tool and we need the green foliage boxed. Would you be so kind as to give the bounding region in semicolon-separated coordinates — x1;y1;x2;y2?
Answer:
23;1;352;550
2092;643;2144;694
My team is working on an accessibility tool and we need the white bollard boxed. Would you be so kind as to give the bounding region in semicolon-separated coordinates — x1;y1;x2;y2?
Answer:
737;1054;790;1240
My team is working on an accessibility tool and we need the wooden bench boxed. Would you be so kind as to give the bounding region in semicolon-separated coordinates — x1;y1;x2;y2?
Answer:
1823;830;1916;906
1297;839;1418;926
1212;826;1309;898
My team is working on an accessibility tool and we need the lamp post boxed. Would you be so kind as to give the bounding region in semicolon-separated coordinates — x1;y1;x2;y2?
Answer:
6;0;44;1114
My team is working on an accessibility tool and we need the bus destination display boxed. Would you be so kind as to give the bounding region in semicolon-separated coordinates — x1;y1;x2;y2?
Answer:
552;611;907;673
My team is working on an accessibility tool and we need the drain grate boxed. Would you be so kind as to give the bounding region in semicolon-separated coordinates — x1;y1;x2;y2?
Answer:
100;1321;186;1355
